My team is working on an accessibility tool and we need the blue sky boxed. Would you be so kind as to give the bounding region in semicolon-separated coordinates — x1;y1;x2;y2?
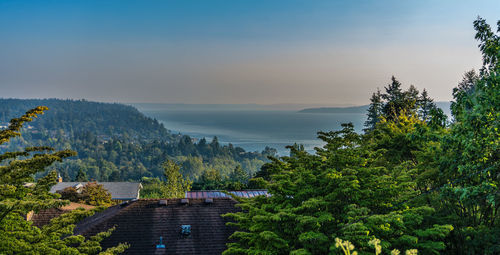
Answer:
0;0;498;105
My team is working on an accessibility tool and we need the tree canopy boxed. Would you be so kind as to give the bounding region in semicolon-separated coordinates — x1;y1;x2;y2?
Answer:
224;18;499;255
0;107;128;254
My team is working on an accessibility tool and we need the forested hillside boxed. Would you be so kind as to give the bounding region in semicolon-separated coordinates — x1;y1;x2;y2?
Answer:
0;99;172;141
0;99;272;183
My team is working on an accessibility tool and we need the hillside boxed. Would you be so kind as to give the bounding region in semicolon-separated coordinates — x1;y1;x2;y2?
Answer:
0;99;271;183
0;98;173;142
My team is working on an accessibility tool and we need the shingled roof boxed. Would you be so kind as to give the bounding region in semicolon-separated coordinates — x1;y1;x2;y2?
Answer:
30;202;95;228
74;198;240;254
50;182;142;200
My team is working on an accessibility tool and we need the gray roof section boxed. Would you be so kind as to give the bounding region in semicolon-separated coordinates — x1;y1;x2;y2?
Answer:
50;182;142;200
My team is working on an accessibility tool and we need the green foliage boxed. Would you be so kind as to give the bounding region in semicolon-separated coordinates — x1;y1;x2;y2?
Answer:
58;187;81;202
0;207;129;255
364;89;383;132
163;160;192;198
0;107;127;254
333;237;418;255
80;182;113;206
224;122;451;254
140;160;192;198
58;182;112;206
0;99;271;183
224;17;499;255
435;18;500;254
364;77;445;132
75;169;88;182
0;106;74;223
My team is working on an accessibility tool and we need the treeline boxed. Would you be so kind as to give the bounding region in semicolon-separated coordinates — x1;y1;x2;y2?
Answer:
0;99;273;184
224;18;499;255
0;98;172;141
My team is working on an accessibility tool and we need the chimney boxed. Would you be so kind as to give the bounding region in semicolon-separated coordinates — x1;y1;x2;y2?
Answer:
57;173;63;183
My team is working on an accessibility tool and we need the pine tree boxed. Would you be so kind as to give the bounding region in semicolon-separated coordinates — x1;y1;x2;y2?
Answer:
364;89;383;132
0;107;128;254
75;169;88;182
229;165;248;183
418;89;435;121
381;76;404;119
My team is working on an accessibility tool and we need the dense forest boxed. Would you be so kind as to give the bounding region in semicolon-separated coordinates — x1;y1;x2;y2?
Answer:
0;99;274;185
223;18;499;255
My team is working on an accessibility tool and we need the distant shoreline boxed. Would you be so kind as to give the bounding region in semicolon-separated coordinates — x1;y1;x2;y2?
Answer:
298;105;369;114
298;101;452;115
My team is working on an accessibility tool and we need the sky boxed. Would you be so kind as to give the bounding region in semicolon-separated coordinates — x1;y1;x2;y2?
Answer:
0;0;499;106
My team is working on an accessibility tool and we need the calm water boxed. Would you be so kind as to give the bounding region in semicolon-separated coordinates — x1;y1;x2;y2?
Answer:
135;105;367;155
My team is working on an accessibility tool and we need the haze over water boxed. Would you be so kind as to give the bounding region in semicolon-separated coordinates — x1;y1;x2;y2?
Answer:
134;104;367;155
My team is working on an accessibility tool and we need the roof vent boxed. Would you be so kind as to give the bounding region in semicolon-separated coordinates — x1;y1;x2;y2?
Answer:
180;198;189;205
159;200;167;206
204;198;213;204
156;236;165;249
181;225;191;237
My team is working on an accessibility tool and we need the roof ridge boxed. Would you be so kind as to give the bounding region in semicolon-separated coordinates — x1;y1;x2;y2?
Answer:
74;203;129;235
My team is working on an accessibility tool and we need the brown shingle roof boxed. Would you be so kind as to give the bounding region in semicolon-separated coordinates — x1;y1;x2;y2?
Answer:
30;202;95;228
74;198;240;255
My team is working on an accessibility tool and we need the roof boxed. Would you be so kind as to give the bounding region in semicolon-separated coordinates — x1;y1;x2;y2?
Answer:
30;202;95;228
61;202;96;210
74;198;240;255
186;190;269;199
50;182;142;200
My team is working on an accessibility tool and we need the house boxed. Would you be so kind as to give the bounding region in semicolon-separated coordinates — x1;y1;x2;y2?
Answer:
74;198;240;254
50;182;143;200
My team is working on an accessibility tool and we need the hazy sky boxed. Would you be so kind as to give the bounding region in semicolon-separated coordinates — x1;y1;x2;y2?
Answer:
1;0;498;105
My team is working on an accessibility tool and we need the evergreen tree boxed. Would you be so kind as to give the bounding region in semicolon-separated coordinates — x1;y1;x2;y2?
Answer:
364;89;383;131
437;18;500;254
455;69;479;96
0;107;128;254
381;77;420;120
75;169;88;182
224;122;452;255
381;76;404;119
418;89;435;121
229;165;249;184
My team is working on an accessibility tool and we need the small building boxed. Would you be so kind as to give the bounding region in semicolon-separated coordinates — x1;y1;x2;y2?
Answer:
50;182;143;200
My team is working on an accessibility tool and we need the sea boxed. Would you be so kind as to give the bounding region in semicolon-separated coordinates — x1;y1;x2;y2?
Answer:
133;103;368;156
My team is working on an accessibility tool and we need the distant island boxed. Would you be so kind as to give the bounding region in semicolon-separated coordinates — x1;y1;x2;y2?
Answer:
299;101;451;116
298;105;369;114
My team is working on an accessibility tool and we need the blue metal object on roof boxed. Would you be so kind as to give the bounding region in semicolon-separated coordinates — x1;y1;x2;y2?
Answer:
156;236;165;249
181;225;191;236
185;190;269;199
